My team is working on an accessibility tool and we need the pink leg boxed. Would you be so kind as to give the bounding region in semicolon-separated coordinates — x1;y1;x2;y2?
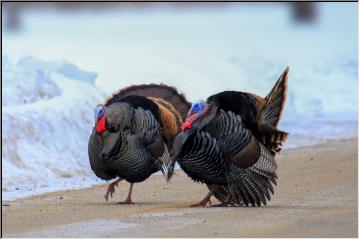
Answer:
104;178;123;201
191;192;212;207
118;183;134;204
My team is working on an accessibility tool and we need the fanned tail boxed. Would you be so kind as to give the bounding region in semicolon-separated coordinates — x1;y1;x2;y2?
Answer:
263;67;289;127
208;144;277;206
105;83;191;121
260;67;289;153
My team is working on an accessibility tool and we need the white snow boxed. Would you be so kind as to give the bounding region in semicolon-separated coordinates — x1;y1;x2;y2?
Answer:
2;56;106;200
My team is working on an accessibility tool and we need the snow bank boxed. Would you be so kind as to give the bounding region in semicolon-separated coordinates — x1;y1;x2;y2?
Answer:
3;56;97;107
2;56;106;200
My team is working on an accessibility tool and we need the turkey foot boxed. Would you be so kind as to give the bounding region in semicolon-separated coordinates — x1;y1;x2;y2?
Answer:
118;183;134;204
104;178;123;201
210;202;230;207
209;192;231;207
190;192;212;207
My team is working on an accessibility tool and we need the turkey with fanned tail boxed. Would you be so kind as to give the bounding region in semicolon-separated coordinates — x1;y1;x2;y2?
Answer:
88;84;190;203
167;67;289;207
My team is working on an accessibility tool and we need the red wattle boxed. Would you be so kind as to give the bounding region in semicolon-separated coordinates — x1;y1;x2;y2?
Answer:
182;120;192;131
96;116;106;133
182;113;196;130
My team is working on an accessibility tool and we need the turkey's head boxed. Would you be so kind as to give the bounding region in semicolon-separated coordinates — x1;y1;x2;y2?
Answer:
182;100;216;130
94;104;107;133
94;102;133;134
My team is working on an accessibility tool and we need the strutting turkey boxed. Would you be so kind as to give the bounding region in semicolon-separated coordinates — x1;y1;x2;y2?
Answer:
88;84;190;203
168;67;289;207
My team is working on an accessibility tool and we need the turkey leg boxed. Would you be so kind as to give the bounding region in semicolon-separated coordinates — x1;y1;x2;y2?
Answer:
118;183;134;204
104;178;123;201
190;191;212;207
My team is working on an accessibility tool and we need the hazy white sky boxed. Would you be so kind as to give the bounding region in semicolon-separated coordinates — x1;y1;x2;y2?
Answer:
3;3;358;116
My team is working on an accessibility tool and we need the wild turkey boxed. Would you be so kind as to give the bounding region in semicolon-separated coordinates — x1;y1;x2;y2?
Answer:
88;84;190;203
168;67;289;207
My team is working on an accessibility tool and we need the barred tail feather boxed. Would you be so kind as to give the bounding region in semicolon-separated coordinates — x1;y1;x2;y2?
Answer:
263;67;289;127
208;144;277;206
260;67;289;153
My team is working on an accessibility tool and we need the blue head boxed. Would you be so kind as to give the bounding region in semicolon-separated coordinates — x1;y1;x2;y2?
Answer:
182;100;208;130
94;104;107;133
94;104;105;120
190;100;205;113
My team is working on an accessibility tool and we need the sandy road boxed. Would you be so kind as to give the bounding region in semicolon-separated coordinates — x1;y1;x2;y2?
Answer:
2;139;357;237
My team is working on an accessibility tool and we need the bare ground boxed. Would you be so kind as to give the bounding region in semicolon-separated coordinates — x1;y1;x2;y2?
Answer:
2;139;358;237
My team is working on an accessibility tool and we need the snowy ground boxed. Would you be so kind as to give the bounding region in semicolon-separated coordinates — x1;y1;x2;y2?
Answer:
2;56;107;200
2;3;357;200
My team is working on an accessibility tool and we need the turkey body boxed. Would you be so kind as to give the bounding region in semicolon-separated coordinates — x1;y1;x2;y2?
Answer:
88;84;190;202
174;110;277;206
171;67;289;206
89;97;167;183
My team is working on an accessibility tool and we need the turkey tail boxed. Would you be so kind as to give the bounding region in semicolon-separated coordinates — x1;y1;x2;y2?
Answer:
263;67;289;127
259;67;289;153
105;83;191;121
208;143;277;206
